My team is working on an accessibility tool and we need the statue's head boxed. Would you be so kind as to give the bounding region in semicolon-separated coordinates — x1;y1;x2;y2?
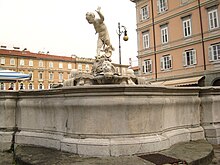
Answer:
86;12;95;24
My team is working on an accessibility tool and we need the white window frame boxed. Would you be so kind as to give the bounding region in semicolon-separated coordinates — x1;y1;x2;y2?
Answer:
78;64;82;71
209;43;220;61
38;83;44;90
39;60;43;67
141;5;149;21
182;17;192;37
68;63;72;70
85;64;89;72
59;62;63;69
160;55;172;70
143;59;152;73
19;82;25;90
38;72;43;80
10;58;15;66
161;25;169;44
29;60;33;67
49;61;53;68
157;0;168;13
59;73;63;82
1;57;5;65
143;32;150;49
20;59;24;66
182;49;197;66
48;84;53;89
208;9;219;30
0;82;5;90
28;83;33;90
49;72;53;80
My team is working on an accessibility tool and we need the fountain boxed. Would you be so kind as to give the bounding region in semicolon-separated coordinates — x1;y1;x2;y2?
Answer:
0;7;213;158
63;7;147;87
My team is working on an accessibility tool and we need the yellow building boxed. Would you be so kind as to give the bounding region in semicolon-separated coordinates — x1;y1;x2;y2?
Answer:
131;0;220;86
0;48;129;90
0;48;94;90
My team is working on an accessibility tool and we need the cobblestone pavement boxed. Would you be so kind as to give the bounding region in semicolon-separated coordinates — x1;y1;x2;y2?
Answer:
0;140;219;165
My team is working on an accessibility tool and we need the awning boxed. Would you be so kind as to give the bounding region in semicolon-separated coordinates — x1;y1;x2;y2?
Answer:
0;69;31;82
152;76;204;87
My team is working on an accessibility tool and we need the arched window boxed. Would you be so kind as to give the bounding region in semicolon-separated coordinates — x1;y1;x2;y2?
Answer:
0;82;5;90
39;83;44;90
29;83;33;90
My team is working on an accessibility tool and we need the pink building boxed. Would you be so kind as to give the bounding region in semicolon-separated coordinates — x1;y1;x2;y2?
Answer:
131;0;220;86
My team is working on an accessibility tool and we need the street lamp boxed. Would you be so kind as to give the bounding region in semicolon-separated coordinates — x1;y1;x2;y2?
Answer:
117;22;128;75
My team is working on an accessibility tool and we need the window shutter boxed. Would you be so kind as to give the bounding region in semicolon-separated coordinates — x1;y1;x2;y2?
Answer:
160;57;164;70
157;0;160;13
182;52;186;66
208;46;213;61
165;0;168;11
149;60;152;73
170;55;172;69
140;8;142;21
192;49;197;65
147;5;150;19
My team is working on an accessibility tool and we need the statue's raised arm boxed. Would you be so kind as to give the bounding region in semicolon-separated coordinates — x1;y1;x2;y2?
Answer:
95;7;104;22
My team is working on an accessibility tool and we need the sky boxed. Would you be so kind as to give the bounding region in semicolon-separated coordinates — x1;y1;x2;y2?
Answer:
0;0;138;66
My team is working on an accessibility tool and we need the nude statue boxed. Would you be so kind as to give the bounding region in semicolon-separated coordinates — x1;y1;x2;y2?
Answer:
86;7;114;57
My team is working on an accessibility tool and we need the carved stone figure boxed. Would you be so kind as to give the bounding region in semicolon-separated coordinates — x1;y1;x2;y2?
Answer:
86;7;114;57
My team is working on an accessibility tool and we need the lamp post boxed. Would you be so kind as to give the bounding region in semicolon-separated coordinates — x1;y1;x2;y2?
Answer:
117;22;128;75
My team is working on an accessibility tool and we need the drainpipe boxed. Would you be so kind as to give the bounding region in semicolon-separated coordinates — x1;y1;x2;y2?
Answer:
151;0;158;80
198;0;206;71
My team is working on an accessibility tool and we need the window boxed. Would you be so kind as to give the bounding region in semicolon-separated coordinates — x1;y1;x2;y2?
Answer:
1;57;5;65
59;73;63;82
38;72;43;80
49;61;53;68
209;43;220;61
85;64;89;72
160;55;172;70
68;63;72;70
39;60;43;67
29;72;33;81
141;5;149;20
10;58;15;65
49;72;53;80
208;9;219;30
181;0;190;4
142;31;150;49
48;84;53;89
0;82;5;90
68;73;71;79
161;24;169;44
78;64;82;71
157;0;168;13
20;59;24;66
143;59;152;73
29;83;33;90
59;62;63;69
183;49;197;66
19;83;25;90
9;83;14;90
29;60;33;66
38;83;44;90
182;17;192;37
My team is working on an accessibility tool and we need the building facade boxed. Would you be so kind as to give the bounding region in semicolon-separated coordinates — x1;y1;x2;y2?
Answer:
131;0;220;86
0;48;129;90
0;48;95;90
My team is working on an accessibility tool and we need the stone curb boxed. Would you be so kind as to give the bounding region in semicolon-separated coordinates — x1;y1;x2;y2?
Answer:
1;140;214;165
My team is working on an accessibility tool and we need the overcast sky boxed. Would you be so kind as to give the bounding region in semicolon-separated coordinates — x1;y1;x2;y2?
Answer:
0;0;138;66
